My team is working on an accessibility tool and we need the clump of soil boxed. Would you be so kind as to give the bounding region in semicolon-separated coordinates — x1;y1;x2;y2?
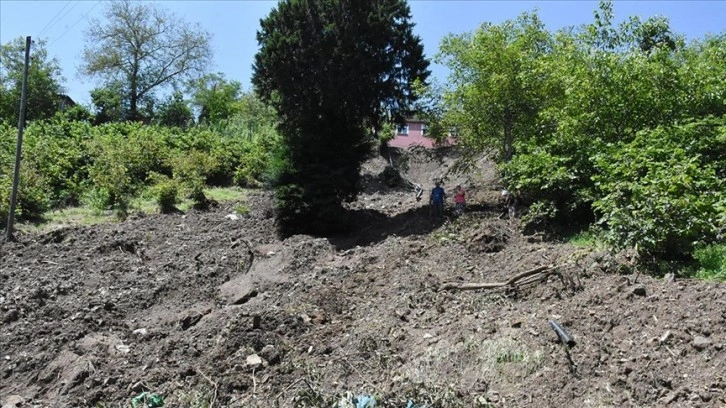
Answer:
2;149;725;408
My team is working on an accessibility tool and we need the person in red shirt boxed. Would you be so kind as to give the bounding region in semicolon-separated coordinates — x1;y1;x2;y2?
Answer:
454;185;466;215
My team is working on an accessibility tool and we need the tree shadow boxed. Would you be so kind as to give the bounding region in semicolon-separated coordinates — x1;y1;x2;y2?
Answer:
358;172;416;196
327;205;447;250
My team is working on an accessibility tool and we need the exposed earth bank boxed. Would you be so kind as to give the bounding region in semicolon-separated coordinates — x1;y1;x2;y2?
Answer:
2;149;725;407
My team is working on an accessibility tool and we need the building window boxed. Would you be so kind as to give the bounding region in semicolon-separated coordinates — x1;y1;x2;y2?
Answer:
421;124;428;136
397;124;409;135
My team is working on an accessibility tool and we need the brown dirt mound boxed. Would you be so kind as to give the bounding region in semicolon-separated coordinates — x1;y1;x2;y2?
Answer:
2;151;725;408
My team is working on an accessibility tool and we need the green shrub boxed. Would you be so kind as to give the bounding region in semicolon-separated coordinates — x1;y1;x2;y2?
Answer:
188;183;209;210
520;199;557;233
233;143;268;188
148;172;179;214
0;166;51;227
168;150;216;210
0;114;280;221
86;159;133;217
232;126;282;188
592;117;725;257
82;187;112;215
83;123;174;215
235;203;250;216
22;119;93;207
694;244;726;280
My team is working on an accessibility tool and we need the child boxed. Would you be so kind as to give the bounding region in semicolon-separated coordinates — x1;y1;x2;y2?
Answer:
454;185;466;215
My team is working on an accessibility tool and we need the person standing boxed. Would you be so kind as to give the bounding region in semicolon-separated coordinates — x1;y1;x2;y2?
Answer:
454;185;466;215
430;181;446;218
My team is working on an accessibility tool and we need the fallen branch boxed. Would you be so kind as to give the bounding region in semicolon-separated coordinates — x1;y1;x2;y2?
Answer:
505;265;552;285
440;265;559;291
197;367;219;408
439;282;507;291
342;358;381;395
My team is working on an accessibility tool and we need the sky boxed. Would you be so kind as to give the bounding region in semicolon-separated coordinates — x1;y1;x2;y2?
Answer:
1;0;725;106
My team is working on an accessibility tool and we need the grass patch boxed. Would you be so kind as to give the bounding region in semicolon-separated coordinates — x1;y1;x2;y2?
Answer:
567;229;605;249
693;243;726;281
402;335;545;404
204;186;247;202
16;206;119;234
15;187;249;234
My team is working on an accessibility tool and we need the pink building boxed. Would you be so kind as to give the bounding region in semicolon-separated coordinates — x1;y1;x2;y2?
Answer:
387;119;455;149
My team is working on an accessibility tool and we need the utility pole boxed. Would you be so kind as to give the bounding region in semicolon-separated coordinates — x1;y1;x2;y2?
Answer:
5;36;31;242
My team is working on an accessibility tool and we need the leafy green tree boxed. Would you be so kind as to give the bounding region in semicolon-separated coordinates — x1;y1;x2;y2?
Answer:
90;85;125;125
437;0;725;261
253;0;429;236
437;11;552;161
57;104;93;123
235;92;278;135
81;0;212;122
0;37;64;124
188;73;243;124
679;34;726;118
504;4;691;223
156;91;193;128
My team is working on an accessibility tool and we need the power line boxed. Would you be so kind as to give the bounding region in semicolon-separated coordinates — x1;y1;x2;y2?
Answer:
48;1;101;48
38;1;73;37
40;1;82;39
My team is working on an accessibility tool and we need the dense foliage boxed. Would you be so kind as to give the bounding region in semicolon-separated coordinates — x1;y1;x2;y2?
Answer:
82;0;212;122
253;0;429;236
438;1;726;259
0;109;281;226
592;118;725;256
0;38;65;125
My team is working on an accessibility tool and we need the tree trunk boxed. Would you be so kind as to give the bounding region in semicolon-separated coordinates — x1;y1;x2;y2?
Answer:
129;93;138;122
129;60;140;121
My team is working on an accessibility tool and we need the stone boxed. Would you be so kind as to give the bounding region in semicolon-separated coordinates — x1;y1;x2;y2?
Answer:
132;328;148;337
180;313;203;330
2;395;25;408
230;289;258;306
260;345;275;357
115;344;131;354
246;354;263;369
692;336;711;351
129;381;148;392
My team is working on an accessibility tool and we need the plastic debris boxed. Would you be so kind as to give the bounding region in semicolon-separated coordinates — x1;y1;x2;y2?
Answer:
131;392;164;408
336;392;377;408
355;395;377;408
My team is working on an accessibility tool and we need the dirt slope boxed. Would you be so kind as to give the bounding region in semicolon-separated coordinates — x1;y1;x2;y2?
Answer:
2;150;725;408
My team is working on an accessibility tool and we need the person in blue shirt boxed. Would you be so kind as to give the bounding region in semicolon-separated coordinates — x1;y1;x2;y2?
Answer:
430;181;446;218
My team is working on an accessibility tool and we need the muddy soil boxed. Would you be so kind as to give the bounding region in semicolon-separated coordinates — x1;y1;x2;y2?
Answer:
2;149;725;408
